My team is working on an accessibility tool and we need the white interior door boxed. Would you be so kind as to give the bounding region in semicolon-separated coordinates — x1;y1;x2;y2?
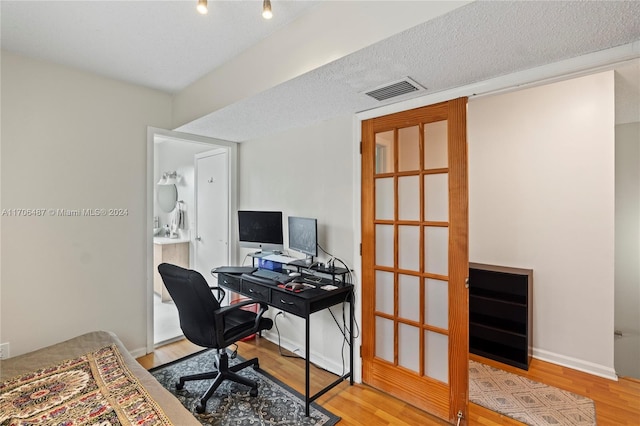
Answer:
195;149;229;286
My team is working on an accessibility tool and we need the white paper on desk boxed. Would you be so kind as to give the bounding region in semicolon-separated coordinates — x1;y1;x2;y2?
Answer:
262;254;295;264
321;284;338;290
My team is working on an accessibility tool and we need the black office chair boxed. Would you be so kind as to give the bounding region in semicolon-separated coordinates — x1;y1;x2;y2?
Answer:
157;263;273;413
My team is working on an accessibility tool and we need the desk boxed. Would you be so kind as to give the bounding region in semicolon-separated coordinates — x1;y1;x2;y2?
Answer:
216;271;354;416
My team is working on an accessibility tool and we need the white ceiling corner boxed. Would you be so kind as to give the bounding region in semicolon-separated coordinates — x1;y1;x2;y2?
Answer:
0;0;321;93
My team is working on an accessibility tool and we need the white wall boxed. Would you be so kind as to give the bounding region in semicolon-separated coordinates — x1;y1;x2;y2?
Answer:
1;52;173;356
468;72;616;378
614;121;640;377
237;116;355;374
613;61;640;378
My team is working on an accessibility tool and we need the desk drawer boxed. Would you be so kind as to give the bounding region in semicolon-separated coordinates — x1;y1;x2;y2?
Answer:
242;280;270;303
273;292;306;316
218;274;241;292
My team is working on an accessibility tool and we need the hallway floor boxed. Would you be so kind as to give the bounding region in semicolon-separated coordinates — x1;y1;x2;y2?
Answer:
153;293;182;345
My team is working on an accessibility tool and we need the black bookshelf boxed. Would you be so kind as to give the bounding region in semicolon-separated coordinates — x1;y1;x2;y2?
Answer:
469;263;533;370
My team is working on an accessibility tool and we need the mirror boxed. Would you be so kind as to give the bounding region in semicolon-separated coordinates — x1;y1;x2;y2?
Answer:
158;184;178;212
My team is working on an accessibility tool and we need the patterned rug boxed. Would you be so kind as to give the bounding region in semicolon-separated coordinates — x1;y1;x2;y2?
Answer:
0;345;172;426
469;360;597;425
150;349;340;426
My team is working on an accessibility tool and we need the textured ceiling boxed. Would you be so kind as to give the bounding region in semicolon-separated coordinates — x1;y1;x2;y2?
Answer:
178;0;640;141
2;1;639;141
0;0;320;93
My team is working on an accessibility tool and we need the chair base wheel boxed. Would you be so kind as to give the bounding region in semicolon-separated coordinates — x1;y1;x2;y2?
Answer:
195;403;205;414
249;387;258;397
176;382;184;390
252;363;259;370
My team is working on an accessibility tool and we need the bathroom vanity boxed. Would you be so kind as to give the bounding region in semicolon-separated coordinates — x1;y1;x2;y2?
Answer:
153;237;189;302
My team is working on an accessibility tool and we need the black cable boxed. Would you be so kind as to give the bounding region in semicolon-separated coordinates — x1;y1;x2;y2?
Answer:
315;246;361;340
288;243;361;376
327;306;348;377
273;312;300;359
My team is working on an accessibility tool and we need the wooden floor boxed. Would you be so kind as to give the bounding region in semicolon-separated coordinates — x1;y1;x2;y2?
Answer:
137;337;640;425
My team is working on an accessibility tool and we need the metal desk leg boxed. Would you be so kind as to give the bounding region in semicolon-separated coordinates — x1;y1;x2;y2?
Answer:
305;315;310;417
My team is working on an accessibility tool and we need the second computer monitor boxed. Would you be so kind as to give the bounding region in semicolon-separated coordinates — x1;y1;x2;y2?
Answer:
288;216;318;258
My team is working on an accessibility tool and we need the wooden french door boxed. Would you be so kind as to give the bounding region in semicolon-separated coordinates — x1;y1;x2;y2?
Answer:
361;98;469;423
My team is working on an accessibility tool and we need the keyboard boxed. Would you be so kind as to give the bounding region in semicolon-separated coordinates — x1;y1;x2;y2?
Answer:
251;269;293;283
241;273;276;286
262;254;296;264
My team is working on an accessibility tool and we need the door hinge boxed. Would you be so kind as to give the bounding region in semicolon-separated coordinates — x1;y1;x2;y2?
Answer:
359;141;362;154
465;277;469;289
359;243;362;256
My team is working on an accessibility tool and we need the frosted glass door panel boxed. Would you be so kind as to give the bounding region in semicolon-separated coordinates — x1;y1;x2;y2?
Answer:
398;126;420;172
375;131;394;174
424;331;449;384
376;271;395;315
399;324;420;373
424;174;449;222
375;224;395;267
398;274;420;322
425;279;448;329
398;175;420;221
424;226;448;276
375;317;395;363
424;121;448;170
398;225;420;271
376;177;394;220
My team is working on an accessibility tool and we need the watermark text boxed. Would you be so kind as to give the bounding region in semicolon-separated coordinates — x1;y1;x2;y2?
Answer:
1;208;129;217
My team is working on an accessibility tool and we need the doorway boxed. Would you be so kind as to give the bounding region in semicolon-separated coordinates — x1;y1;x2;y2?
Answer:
147;128;238;351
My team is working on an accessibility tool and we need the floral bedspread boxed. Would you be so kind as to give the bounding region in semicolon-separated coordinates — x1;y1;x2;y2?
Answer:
0;345;173;426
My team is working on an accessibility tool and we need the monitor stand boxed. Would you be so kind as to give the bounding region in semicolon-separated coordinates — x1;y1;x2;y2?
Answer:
252;249;283;256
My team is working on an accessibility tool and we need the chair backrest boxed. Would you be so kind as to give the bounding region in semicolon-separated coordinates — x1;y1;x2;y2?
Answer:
157;263;221;348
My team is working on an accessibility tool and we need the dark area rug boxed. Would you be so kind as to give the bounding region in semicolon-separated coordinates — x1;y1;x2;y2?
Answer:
150;349;340;426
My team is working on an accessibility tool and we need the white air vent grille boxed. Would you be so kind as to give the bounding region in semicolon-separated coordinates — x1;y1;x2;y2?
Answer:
364;77;425;101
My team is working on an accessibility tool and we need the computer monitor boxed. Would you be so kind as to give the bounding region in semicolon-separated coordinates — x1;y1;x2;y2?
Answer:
238;210;284;253
288;216;318;259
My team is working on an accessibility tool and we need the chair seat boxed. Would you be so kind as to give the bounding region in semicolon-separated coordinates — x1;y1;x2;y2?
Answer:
223;309;272;341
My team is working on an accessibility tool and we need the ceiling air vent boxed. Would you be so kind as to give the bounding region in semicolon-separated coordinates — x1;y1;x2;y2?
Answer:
363;77;426;101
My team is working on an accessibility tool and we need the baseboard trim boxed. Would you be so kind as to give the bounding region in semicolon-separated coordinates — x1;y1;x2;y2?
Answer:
533;348;618;381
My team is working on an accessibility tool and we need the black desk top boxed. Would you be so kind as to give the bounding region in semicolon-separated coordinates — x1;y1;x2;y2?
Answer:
217;270;352;316
243;272;350;298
